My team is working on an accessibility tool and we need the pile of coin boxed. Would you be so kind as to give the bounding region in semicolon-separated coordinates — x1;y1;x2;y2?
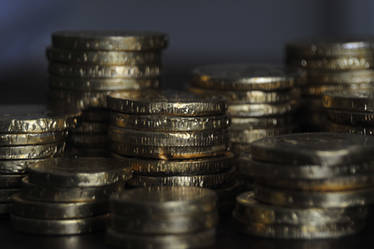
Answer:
10;157;132;235
190;64;298;189
107;187;218;249
286;37;374;131
46;30;168;156
0;105;75;215
107;90;237;212
234;132;374;239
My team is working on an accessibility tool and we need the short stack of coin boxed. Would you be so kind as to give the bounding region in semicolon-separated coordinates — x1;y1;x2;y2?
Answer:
10;157;132;235
233;132;374;239
190;64;298;190
286;37;374;131
0;105;75;215
107;187;218;249
107;90;237;213
46;30;168;156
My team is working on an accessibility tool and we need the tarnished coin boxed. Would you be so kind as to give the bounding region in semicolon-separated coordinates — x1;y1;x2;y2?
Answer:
49;62;160;78
52;30;168;51
234;192;367;225
0;131;67;146
230;116;294;129
11;193;108;219
0;188;19;202
0;142;65;160
49;75;159;91
110;187;217;216
288;56;374;70
72;122;108;133
230;127;294;144
113;152;233;176
107;227;215;249
0;159;47;174
323;89;374;112
22;177;120;202
251;132;374;166
109;127;228;147
80;108;110;122
327;109;374;126
326;122;374;135
107;90;226;116
11;214;108;235
47;47;161;65
228;101;296;117
307;69;374;84
69;134;109;147
254;184;374;208
111;113;230;131
191;64;294;91
0;105;77;133
111;142;228;159
28;157;132;187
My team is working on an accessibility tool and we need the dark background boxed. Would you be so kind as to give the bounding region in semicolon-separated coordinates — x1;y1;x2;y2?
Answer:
1;0;373;103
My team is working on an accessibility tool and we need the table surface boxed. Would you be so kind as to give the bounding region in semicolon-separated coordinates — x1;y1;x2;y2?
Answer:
1;217;373;249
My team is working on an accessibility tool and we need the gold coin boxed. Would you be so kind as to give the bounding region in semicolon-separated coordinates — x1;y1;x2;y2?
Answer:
28;157;132;187
230;127;294;144
52;30;168;51
228;101;296;117
0;159;46;174
69;134;109;148
327;109;374;126
191;64;294;91
323;89;374;112
230;116;294;129
307;69;374;84
0;142;65;159
0;131;67;146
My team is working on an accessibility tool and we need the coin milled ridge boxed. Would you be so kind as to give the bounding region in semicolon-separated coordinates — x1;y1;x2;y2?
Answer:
323;89;374;112
0;131;67;146
0;142;65;160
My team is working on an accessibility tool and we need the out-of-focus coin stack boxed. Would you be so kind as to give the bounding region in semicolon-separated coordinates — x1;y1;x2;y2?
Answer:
286;38;374;131
107;90;237;213
0;105;74;215
46;30;168;156
190;64;298;190
233;133;374;239
107;187;218;249
10;157;132;235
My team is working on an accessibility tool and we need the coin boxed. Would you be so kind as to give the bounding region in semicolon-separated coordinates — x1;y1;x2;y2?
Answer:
72;122;108;133
107;227;215;249
288;56;374;70
327;109;374;126
69;134;109;147
52;30;168;51
0;105;77;133
0;142;65;160
0;159;47;174
107;90;227;116
110;187;217;216
111;142;228;159
323;89;374;112
111;113;230;131
0;174;24;188
254;184;374;208
251;132;374;166
113;152;233;176
11;193;108;219
302;84;369;97
49;62;160;78
80;108;110;122
28;157;132;187
47;47;162;65
191;64;294;91
307;70;374;84
22;177;119;202
109;127;228;147
230;116;294;129
234;192;367;225
11;214;107;235
230;127;294;144
228;101;296;117
0;131;67;146
230;143;252;154
326;122;374;135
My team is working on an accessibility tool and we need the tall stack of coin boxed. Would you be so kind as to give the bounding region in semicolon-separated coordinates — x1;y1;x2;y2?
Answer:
107;90;237;212
286;37;374;131
10;157;132;235
0;105;74;215
234;133;374;239
46;30;168;156
190;64;298;189
107;187;218;249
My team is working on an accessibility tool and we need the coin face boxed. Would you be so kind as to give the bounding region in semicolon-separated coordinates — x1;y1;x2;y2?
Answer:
322;89;374;112
251;132;374;166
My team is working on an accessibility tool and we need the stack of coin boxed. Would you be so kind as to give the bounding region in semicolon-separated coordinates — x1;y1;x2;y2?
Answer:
107;90;237;213
46;30;168;156
0;105;75;215
10;157;132;235
190;64;298;190
286;37;374;131
107;187;218;249
234;132;374;239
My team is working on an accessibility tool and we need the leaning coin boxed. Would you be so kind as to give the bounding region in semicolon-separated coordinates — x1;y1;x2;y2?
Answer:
107;227;215;249
0;131;67;146
111;113;230;131
230;127;294;144
0;159;47;174
254;184;374;208
11;214;108;235
323;89;374;112
234;192;367;225
107;90;227;116
28;157;132;187
327;109;374;126
228;101;296;117
230;116;294;129
110;187;217;216
11;193;108;219
251;132;374;166
52;30;168;51
0;142;65;160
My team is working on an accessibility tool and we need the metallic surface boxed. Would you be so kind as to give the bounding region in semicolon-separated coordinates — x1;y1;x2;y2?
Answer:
307;70;374;84
327;122;374;135
0;188;19;202
0;131;67;146
230;127;294;144
288;56;374;70
327;109;374;126
322;89;374;112
0;159;46;174
228;101;296;117
0;175;24;188
0;142;65;159
230;116;294;129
